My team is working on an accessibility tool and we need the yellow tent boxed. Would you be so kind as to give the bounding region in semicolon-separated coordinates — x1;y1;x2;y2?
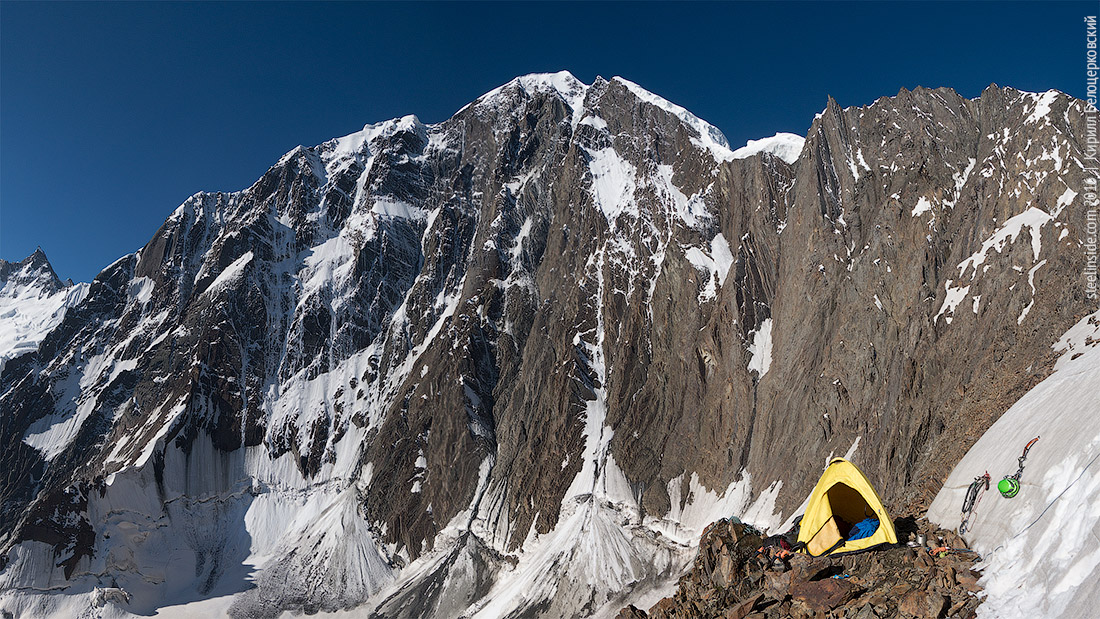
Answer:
796;458;898;556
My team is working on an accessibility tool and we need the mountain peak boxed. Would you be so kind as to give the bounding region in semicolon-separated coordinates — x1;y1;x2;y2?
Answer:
0;247;65;291
488;70;584;100
324;114;426;159
468;72;735;161
468;70;589;122
0;248;88;373
609;75;733;160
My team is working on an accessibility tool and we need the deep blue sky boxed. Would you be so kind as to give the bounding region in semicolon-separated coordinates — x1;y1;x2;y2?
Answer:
1;1;1091;283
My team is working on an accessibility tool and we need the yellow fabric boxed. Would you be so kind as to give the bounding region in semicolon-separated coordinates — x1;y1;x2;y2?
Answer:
796;458;898;556
805;515;842;556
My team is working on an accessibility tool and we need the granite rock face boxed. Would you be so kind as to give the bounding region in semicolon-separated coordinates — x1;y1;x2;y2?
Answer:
0;74;1091;617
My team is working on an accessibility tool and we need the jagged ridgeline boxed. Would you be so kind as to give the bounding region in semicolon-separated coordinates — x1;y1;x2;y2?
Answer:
0;72;1091;618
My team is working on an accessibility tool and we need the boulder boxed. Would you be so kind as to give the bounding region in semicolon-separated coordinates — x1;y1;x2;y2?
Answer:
898;590;947;619
617;605;649;619
723;593;764;619
790;578;860;612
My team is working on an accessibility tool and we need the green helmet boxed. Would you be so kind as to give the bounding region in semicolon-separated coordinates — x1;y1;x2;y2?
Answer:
998;477;1020;498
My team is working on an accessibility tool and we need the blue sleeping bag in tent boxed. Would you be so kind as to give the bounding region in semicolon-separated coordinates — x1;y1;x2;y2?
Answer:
848;517;879;541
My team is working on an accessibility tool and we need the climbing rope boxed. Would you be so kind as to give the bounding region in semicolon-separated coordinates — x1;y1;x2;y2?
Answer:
960;471;990;535
985;447;1100;558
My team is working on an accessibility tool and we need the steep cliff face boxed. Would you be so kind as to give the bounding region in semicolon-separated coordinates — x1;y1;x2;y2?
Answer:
747;86;1091;514
0;73;1091;618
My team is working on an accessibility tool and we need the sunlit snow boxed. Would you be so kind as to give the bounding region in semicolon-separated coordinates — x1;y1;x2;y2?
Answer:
0;267;88;373
929;310;1100;619
746;318;774;377
730;132;805;165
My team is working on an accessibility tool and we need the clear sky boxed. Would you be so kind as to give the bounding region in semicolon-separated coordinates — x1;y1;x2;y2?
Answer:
1;1;1091;283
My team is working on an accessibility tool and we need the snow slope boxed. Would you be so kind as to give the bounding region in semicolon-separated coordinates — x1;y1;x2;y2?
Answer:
928;309;1100;619
0;261;88;374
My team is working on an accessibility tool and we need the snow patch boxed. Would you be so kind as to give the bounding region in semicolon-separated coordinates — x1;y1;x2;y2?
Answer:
911;196;934;217
372;196;430;221
683;234;733;302
1017;260;1047;324
584;146;638;223
935;280;971;324
957;207;1052;279
954;158;977;195
844;436;862;460
1054;188;1077;217
128;276;155;306
746;318;774;377
731;133;805;165
655;164;710;227
1024;90;1059;125
580;115;608;131
205;251;252;295
710;234;734;285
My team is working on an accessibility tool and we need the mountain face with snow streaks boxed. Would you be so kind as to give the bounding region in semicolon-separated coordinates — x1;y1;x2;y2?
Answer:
0;73;1093;618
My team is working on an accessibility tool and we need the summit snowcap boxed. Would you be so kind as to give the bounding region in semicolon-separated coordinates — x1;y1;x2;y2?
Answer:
730;132;806;165
470;72;806;165
274;71;805;176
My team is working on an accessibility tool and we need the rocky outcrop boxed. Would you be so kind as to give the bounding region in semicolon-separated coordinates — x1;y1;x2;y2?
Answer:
622;519;984;619
0;73;1090;617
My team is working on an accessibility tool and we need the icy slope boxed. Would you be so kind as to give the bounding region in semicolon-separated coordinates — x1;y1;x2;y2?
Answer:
928;309;1100;619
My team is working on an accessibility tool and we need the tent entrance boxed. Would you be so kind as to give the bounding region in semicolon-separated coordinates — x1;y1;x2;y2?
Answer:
805;482;878;555
825;482;876;533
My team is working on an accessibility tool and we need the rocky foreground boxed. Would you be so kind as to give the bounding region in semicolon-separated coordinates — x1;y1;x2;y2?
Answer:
619;518;984;619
